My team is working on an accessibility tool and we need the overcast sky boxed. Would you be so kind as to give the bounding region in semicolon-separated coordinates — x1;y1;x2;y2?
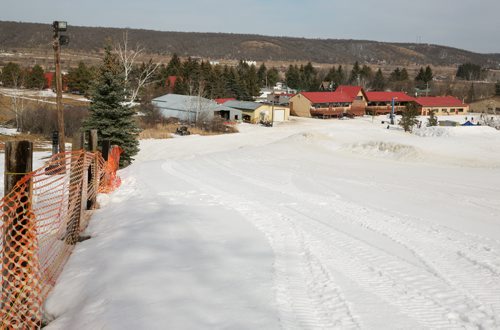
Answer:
2;0;499;53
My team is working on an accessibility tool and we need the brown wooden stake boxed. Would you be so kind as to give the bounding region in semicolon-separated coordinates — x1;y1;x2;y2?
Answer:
101;140;111;161
2;141;40;327
66;132;85;245
87;130;98;210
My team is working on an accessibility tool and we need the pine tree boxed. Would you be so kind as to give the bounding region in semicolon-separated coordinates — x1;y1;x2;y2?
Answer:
400;68;409;81
67;61;93;95
257;63;267;87
83;46;140;167
1;62;23;88
25;64;45;89
427;109;438;127
285;65;300;90
400;103;420;132
166;53;182;76
371;69;385;91
349;61;361;84
267;67;279;88
424;66;433;83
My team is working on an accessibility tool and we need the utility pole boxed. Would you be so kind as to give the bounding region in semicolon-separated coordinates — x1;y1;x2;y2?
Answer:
52;21;69;153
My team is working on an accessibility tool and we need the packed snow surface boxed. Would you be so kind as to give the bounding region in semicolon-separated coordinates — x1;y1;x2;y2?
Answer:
44;116;500;329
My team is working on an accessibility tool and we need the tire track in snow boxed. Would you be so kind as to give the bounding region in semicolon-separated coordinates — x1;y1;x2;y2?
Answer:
211;157;500;327
254;173;500;328
162;161;361;329
162;156;500;328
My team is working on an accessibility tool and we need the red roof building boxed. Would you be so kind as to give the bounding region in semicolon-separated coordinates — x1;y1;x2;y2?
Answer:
415;96;469;116
290;85;368;118
365;91;415;115
365;91;415;103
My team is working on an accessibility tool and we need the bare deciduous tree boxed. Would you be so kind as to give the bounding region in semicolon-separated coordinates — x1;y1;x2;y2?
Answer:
115;31;161;104
9;73;26;132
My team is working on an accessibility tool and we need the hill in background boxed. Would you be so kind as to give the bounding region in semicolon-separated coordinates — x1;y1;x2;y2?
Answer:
1;21;500;68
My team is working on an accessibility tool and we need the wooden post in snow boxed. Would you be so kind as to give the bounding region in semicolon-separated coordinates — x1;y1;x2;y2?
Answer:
66;132;85;245
87;130;98;210
1;141;41;327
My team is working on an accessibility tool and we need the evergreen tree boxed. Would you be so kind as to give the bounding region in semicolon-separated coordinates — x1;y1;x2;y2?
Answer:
400;68;409;81
336;65;346;85
267;67;279;88
1;62;23;88
285;65;300;90
424;66;433;83
25;64;45;89
349;61;361;84
166;53;182;76
66;61;93;95
371;69;385;91
83;46;140;167
496;81;500;96
400;103;419;132
210;65;227;98
390;67;409;82
427;109;438;127
360;65;373;87
257;63;267;87
246;64;260;98
456;62;483;81
415;66;433;89
173;77;189;95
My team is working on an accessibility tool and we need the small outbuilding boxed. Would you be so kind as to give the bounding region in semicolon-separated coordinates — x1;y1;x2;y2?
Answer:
224;100;290;124
152;94;242;122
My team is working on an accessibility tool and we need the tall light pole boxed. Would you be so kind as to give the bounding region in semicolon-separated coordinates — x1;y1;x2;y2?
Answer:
390;96;398;125
52;21;69;153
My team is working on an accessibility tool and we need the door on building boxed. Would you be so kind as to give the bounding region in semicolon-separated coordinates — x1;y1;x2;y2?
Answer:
273;109;285;122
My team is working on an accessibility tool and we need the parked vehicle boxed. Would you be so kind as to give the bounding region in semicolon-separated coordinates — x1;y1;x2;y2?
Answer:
175;126;191;136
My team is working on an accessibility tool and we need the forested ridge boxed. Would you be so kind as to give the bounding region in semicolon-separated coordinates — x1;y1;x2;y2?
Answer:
1;21;500;67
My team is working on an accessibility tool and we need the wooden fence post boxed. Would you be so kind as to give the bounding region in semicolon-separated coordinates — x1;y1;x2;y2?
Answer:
66;132;86;245
87;130;98;210
1;141;41;327
101;140;111;161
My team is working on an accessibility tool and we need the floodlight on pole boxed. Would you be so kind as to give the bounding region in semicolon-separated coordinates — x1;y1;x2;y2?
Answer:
53;21;67;32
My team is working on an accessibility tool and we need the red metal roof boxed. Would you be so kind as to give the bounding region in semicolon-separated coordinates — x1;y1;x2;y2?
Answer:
335;85;362;99
300;91;353;104
366;91;415;102
415;96;467;107
214;98;236;104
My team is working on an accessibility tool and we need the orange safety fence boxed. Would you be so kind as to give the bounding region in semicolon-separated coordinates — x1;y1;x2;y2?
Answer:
0;146;123;329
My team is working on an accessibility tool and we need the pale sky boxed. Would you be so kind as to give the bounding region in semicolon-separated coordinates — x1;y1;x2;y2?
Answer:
2;0;499;53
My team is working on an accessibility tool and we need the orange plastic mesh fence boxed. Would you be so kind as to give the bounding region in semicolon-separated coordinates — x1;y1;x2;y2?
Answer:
0;146;122;329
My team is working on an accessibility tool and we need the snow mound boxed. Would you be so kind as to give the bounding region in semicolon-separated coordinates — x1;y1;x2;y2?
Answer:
414;127;451;137
344;141;419;160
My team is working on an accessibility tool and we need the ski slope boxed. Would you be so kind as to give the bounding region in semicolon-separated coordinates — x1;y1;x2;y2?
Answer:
44;117;500;329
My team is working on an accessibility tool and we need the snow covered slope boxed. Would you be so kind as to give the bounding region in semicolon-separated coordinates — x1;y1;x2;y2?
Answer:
44;117;500;329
